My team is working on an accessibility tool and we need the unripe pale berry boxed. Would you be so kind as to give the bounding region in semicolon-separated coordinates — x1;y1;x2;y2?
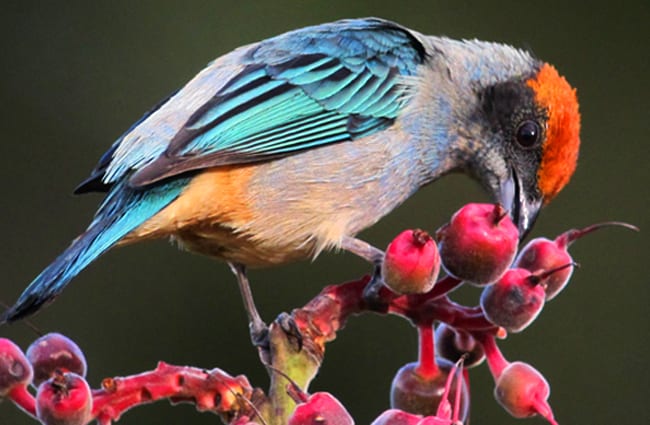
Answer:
36;371;92;425
382;229;440;294
27;333;87;387
434;324;485;368
437;203;519;286
480;268;546;332
390;359;469;421
516;221;637;300
288;392;353;425
515;237;572;301
0;338;33;397
494;361;555;422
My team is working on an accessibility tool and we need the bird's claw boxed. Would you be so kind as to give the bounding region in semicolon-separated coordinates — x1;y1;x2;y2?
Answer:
277;312;303;351
249;319;270;350
362;264;391;313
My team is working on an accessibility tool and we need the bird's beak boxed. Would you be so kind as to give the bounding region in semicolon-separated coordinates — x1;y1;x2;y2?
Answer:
498;168;542;239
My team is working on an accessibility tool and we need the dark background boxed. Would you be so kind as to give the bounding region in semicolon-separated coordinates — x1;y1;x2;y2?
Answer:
1;1;647;424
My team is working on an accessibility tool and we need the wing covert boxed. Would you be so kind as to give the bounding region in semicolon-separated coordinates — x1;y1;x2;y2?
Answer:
124;18;426;186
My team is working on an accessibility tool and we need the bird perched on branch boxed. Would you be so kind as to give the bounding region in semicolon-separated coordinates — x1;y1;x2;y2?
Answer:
2;18;580;338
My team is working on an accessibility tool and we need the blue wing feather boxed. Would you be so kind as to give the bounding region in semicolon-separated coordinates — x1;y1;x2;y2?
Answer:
129;18;425;186
3;18;426;323
2;178;188;322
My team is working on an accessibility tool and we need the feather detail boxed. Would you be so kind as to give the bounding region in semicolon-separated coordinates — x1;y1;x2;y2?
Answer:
125;18;425;186
1;179;187;322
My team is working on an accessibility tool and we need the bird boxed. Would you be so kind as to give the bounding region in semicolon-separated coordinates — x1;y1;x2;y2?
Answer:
2;17;580;338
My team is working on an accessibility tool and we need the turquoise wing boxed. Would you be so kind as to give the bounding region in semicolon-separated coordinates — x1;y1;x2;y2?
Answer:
129;18;425;186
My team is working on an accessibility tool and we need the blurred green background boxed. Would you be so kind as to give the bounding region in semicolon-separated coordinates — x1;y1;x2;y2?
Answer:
0;1;647;424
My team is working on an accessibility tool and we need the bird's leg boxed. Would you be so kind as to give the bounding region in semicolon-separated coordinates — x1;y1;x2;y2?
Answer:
228;262;269;347
340;236;384;264
340;236;389;311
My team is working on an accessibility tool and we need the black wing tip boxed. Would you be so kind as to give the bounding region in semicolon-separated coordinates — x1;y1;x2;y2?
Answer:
0;310;9;325
1;308;18;325
1;298;40;325
73;176;113;194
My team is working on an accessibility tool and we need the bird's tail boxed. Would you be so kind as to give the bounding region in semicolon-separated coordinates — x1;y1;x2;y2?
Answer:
1;178;189;323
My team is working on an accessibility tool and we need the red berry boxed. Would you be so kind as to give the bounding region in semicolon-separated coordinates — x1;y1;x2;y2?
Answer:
437;203;519;286
516;221;637;300
0;338;33;397
26;333;87;387
382;229;441;294
434;324;485;368
36;371;92;425
515;237;572;300
390;359;469;421
371;409;422;425
494;361;557;423
288;392;353;425
480;268;546;332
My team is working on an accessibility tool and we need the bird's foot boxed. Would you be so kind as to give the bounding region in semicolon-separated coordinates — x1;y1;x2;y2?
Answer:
340;236;391;311
249;318;270;349
252;313;304;365
276;312;303;351
362;264;391;313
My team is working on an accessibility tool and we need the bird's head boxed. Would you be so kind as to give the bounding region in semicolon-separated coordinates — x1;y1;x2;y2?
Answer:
462;62;581;238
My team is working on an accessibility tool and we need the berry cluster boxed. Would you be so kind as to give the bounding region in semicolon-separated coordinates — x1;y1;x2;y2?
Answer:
379;204;635;424
0;333;253;425
0;203;636;424
1;333;89;425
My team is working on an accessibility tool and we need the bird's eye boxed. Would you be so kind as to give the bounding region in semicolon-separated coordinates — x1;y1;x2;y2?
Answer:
515;120;542;148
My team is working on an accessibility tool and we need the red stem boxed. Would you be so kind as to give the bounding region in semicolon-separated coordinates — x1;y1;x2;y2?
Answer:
415;324;438;378
557;221;639;247
8;385;36;418
91;362;253;423
452;365;464;423
478;333;509;380
300;275;495;348
427;276;463;299
533;398;559;425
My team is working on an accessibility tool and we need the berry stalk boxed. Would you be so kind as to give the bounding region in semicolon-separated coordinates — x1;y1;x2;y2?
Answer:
416;325;439;378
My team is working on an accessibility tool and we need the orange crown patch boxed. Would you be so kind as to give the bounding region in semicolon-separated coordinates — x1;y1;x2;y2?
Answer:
527;64;581;203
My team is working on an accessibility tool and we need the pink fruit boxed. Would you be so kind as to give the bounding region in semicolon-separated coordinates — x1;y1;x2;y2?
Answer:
480;268;546;332
288;392;353;425
390;359;469;421
434;324;485;368
516;221;637;300
27;333;87;387
0;338;33;397
382;229;441;294
36;371;92;425
494;361;556;423
437;203;519;286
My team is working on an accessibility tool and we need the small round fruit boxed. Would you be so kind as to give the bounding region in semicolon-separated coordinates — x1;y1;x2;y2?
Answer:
494;361;555;422
390;359;469;421
36;371;92;425
27;333;87;387
0;338;33;396
434;324;485;368
288;392;353;425
480;268;546;332
515;221;637;300
437;203;519;286
382;229;441;294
